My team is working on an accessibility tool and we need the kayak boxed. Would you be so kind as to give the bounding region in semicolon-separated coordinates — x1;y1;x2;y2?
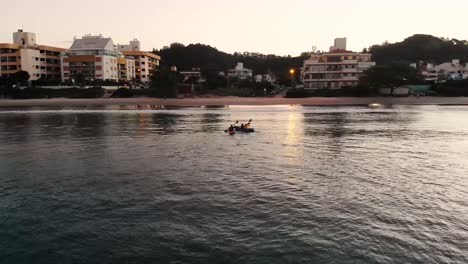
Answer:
234;127;255;133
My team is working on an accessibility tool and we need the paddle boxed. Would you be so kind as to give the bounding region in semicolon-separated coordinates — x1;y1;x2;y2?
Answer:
225;121;239;133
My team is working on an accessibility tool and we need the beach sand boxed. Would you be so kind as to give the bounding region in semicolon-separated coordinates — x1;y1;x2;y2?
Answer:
1;96;468;107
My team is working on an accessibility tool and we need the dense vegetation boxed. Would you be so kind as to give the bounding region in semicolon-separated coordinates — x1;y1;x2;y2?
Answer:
368;34;468;64
154;43;306;86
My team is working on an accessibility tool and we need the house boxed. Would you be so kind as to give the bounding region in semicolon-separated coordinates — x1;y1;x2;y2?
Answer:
228;63;253;80
254;74;276;84
180;68;206;91
411;59;468;82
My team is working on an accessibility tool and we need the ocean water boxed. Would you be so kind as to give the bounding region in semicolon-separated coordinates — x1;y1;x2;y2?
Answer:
0;105;468;264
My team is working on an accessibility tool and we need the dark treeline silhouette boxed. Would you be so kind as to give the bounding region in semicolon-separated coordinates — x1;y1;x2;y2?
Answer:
368;34;468;64
153;43;307;85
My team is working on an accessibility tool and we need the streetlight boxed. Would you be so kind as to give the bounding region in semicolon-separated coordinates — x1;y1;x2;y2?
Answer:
289;68;296;88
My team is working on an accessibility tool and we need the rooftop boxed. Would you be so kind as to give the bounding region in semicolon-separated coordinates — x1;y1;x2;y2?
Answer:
69;35;114;51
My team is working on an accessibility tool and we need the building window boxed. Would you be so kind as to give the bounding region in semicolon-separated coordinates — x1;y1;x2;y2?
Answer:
327;56;341;63
141;62;145;65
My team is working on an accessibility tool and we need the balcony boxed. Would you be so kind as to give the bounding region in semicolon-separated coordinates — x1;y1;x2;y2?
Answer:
342;68;358;73
342;76;359;81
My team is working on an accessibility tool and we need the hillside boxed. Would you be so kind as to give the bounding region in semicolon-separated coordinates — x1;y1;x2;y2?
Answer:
368;34;468;64
153;43;308;84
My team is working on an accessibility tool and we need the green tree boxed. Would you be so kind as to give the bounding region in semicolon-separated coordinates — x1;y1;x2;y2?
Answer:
368;34;468;65
149;67;179;98
14;70;30;86
360;64;423;94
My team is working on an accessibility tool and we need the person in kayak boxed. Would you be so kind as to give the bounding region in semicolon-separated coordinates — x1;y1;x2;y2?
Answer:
240;124;245;129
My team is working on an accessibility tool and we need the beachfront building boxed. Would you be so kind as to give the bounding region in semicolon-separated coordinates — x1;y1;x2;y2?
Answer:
228;63;253;80
61;34;136;83
0;29;65;81
411;59;468;82
117;39;161;83
301;38;376;89
120;51;160;83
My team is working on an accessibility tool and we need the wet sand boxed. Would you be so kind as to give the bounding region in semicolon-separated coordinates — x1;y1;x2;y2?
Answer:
1;97;468;107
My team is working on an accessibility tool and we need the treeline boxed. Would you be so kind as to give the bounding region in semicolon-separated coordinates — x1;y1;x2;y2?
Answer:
368;34;468;64
153;43;307;85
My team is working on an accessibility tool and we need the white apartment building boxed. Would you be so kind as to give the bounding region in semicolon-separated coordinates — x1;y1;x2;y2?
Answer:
301;38;376;89
117;39;161;83
61;34;135;82
228;63;253;80
0;29;65;81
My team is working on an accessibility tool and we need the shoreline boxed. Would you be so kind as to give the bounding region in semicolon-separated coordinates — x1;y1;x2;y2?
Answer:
1;97;468;107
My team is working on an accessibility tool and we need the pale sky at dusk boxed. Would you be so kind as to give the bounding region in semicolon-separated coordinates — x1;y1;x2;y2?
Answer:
2;0;467;55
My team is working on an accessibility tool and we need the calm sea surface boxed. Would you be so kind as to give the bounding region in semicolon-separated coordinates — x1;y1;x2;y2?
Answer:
1;105;468;264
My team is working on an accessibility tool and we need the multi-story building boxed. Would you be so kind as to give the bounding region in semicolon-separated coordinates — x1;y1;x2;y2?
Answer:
116;39;160;83
0;29;65;81
228;63;253;80
301;38;376;89
61;34;135;83
120;51;160;83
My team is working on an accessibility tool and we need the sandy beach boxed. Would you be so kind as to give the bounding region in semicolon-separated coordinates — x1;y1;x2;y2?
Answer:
1;96;468;107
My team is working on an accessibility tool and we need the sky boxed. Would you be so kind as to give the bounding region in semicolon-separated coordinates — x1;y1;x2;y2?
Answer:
1;0;468;56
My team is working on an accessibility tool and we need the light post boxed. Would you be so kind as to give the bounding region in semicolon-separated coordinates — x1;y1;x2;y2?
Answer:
289;68;296;88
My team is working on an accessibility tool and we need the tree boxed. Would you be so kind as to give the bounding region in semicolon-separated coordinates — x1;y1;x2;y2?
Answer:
149;67;179;98
74;73;86;87
368;34;468;65
14;70;30;86
360;64;424;94
153;43;308;87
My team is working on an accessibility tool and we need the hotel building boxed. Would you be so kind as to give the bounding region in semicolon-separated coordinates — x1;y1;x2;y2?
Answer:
61;34;136;83
0;29;65;81
301;38;376;89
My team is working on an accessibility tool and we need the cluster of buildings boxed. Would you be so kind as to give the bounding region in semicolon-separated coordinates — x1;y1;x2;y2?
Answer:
411;59;468;82
0;30;160;84
300;38;376;89
8;30;433;92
